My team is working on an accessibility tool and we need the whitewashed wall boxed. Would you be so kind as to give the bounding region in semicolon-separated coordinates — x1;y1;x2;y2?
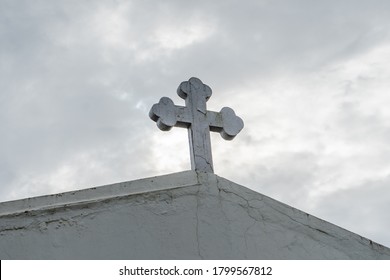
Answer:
0;171;389;259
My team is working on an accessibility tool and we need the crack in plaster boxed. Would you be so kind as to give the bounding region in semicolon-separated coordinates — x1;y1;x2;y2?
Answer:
216;177;264;258
217;187;266;224
214;180;354;256
0;226;27;233
216;177;231;223
214;176;236;255
194;184;203;259
264;202;339;238
261;201;356;254
243;219;257;256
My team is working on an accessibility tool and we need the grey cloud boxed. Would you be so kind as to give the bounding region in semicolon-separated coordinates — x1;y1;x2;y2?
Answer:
228;151;320;206
314;175;390;247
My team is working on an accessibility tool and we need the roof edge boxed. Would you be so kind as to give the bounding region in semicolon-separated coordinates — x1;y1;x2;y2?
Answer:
0;170;201;216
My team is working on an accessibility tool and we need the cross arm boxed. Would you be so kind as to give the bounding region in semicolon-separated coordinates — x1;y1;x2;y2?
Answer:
149;97;192;131
207;107;244;140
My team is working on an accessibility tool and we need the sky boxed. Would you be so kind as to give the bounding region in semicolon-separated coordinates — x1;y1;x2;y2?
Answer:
1;0;390;248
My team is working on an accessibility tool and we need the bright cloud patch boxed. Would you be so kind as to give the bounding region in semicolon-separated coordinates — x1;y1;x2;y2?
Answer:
153;20;216;50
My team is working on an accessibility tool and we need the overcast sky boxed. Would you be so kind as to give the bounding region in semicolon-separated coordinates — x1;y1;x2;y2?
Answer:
1;0;390;248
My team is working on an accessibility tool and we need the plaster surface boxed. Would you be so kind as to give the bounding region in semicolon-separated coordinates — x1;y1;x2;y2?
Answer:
0;171;389;259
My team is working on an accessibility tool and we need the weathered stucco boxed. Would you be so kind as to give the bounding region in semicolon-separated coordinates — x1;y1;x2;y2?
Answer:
0;171;389;259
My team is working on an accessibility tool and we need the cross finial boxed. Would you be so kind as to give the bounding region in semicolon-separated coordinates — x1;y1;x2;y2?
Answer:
149;77;244;173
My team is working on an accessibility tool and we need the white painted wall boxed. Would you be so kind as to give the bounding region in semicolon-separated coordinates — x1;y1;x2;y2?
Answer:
0;171;389;259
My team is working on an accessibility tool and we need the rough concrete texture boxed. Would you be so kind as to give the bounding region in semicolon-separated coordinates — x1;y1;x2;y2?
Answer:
0;171;389;259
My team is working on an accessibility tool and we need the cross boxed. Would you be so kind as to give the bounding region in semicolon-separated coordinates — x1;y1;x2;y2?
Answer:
149;77;244;173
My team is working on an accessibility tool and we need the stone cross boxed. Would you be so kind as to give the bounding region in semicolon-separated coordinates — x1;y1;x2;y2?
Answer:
149;77;244;173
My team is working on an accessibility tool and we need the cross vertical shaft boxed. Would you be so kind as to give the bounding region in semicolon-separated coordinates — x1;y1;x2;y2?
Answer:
182;80;214;172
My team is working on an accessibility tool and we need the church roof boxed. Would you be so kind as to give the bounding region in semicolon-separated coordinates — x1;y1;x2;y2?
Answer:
1;171;389;259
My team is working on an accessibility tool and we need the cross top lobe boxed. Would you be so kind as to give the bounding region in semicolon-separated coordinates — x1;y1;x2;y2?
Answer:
149;77;244;173
178;77;212;102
